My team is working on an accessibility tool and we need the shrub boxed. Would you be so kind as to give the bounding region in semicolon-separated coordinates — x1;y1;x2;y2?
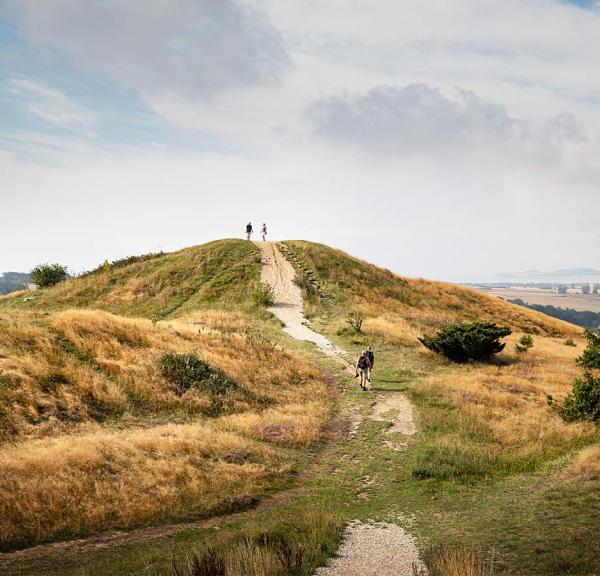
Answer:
565;339;577;347
418;322;512;363
159;352;236;396
550;371;600;423
345;311;364;333
30;263;69;287
515;334;534;354
416;545;498;576
576;329;600;369
251;282;275;307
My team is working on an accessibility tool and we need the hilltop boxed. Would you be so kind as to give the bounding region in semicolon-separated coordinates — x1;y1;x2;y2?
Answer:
0;239;597;576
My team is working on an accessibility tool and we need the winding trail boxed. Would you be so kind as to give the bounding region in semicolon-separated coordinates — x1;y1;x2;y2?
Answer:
255;241;422;576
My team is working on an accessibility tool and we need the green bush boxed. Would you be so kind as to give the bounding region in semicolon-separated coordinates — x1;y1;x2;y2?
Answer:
30;263;69;287
550;372;600;423
576;329;600;369
251;282;275;307
515;334;534;354
418;322;512;363
158;352;236;396
565;339;576;347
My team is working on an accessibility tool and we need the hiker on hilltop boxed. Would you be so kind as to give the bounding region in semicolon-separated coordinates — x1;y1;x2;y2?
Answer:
355;350;371;390
261;223;267;241
246;222;253;240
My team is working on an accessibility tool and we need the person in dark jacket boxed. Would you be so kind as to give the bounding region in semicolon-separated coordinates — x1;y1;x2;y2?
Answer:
355;350;371;390
366;346;374;382
246;222;253;240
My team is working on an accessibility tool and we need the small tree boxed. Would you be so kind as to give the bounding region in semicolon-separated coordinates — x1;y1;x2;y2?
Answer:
576;329;600;369
418;322;512;363
549;371;600;423
558;284;568;294
30;263;69;287
515;334;534;354
346;311;364;333
582;284;591;295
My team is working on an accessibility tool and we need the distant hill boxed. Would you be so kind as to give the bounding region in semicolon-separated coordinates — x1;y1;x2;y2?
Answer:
0;272;31;295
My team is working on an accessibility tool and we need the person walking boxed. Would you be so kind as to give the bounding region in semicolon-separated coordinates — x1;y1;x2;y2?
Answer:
355;350;371;390
261;223;267;241
366;346;375;382
246;222;253;240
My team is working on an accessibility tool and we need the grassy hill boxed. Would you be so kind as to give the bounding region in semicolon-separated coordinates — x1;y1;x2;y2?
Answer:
282;240;579;337
0;239;262;319
0;239;597;576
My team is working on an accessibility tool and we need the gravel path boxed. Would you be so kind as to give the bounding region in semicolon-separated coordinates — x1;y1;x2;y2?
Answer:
255;241;423;576
314;521;423;576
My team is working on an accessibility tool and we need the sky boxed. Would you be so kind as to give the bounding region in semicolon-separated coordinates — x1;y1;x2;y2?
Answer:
1;0;599;282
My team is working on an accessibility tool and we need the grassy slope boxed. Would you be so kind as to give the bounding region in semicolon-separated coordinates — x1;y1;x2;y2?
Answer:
0;239;261;319
283;240;580;337
284;240;600;575
0;240;332;552
2;239;598;576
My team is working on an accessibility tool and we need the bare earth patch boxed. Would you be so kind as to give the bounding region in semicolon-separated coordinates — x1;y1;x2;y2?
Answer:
371;394;416;436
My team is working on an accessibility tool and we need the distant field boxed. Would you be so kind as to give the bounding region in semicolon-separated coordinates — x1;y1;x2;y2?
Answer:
477;287;600;313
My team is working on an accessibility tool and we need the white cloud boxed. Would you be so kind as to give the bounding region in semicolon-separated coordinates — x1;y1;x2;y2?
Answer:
8;0;289;100
306;84;588;163
7;78;96;135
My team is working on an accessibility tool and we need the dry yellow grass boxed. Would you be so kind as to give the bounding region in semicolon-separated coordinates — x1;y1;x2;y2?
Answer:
0;423;279;550
0;306;329;550
0;308;325;440
421;546;497;576
417;333;594;457
562;444;600;481
285;240;580;338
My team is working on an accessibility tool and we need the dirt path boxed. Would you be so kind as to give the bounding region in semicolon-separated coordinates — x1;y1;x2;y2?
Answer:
255;241;422;576
255;241;348;362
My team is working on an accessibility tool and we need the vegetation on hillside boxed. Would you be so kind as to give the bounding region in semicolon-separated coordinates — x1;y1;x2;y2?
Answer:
282;241;580;337
1;240;262;320
418;322;512;362
0;307;329;550
2;239;598;576
30;263;69;287
576;329;600;369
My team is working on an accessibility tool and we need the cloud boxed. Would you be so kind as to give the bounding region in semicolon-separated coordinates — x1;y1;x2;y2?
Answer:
8;0;289;100
306;83;588;161
7;78;96;135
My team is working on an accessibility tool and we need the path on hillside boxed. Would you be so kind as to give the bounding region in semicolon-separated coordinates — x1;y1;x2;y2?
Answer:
255;241;422;576
255;241;348;362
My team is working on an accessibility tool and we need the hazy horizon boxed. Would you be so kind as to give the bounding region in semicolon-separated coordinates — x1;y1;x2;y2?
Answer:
2;0;599;281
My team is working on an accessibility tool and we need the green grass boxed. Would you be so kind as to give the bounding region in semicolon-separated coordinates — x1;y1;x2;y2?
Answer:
0;239;263;320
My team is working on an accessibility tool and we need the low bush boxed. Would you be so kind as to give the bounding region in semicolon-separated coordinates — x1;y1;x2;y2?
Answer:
418;322;512;363
515;334;534;354
565;339;577;347
550;371;600;423
30;263;69;287
346;311;364;333
576;329;600;369
251;282;275;307
159;352;236;396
